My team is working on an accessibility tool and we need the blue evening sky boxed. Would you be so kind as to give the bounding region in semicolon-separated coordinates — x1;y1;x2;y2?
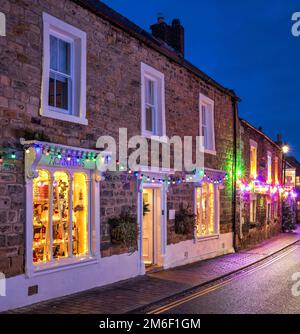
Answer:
103;0;300;159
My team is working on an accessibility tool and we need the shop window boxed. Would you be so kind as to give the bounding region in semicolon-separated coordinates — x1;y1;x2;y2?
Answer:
196;183;219;237
33;169;89;265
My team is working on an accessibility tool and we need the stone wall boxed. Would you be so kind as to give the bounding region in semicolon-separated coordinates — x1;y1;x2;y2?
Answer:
235;121;283;250
0;0;236;275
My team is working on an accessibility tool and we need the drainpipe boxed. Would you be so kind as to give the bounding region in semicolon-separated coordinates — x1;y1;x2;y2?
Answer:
232;97;239;252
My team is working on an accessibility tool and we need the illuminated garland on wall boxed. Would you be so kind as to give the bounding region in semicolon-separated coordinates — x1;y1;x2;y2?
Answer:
0;146;227;187
237;178;297;199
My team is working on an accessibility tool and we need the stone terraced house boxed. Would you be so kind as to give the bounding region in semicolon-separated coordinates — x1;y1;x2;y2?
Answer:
0;0;240;311
235;119;283;249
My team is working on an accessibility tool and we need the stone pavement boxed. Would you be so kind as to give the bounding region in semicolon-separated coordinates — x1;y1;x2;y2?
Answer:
7;227;300;314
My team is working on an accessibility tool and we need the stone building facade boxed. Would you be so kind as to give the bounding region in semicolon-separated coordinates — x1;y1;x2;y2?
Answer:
0;0;238;310
235;119;283;249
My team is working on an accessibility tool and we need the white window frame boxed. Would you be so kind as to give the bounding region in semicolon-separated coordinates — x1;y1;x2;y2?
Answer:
141;63;166;139
194;183;220;239
250;139;257;179
26;165;100;276
267;151;272;183
199;94;216;155
41;13;87;125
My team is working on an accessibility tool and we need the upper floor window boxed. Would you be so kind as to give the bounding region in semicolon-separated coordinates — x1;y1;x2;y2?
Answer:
141;63;166;138
250;140;257;178
274;157;279;184
41;13;87;125
199;94;215;154
267;152;272;183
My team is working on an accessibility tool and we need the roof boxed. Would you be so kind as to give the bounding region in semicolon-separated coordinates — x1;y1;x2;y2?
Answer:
286;156;300;173
72;0;239;100
239;118;282;151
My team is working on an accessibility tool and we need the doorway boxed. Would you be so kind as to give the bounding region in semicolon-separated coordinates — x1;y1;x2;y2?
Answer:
142;187;161;269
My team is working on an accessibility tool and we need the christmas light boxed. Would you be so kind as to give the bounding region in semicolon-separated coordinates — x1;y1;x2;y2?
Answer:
11;152;16;159
57;152;62;159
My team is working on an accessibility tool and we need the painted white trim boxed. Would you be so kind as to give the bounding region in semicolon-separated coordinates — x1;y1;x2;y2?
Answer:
199;93;216;154
164;232;234;269
141;62;166;138
249;139;258;148
138;182;167;270
41;13;87;125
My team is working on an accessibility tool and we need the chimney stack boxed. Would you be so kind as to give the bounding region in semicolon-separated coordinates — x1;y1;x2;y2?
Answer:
150;15;185;56
276;134;282;145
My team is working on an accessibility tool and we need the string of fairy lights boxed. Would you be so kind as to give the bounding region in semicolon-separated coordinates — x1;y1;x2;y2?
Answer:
0;145;297;197
0;145;228;186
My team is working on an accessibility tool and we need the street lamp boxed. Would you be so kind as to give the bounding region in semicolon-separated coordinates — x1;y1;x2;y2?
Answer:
282;145;289;155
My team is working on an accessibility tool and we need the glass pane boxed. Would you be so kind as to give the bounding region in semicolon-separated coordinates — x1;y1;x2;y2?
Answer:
58;39;70;75
55;74;69;111
145;105;153;132
145;78;154;104
203;126;208;148
196;187;202;237
201;105;206;125
52;171;70;259
201;184;207;235
50;35;58;71
48;73;55;107
208;183;215;234
33;170;51;264
72;173;88;256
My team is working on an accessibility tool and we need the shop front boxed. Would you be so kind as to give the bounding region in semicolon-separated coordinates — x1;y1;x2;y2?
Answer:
0;140;142;312
21;139;109;276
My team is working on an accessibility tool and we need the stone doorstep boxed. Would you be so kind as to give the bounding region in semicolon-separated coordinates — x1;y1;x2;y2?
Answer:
5;227;300;314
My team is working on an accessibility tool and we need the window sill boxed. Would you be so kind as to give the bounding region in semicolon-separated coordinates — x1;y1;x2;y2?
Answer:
41;108;88;125
141;134;168;143
31;255;98;277
196;234;219;242
204;149;217;156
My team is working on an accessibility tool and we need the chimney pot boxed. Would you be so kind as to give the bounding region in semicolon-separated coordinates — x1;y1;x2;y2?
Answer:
150;16;184;56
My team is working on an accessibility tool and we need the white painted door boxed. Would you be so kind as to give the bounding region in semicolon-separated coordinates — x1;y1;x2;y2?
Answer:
143;189;154;264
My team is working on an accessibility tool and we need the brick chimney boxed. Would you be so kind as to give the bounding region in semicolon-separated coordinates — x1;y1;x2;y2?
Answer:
150;15;184;56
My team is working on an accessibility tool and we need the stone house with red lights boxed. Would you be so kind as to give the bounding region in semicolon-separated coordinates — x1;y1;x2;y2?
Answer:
0;0;239;311
235;119;283;249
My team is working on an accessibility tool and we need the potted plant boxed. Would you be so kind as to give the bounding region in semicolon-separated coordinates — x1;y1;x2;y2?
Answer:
174;204;195;235
108;211;139;251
